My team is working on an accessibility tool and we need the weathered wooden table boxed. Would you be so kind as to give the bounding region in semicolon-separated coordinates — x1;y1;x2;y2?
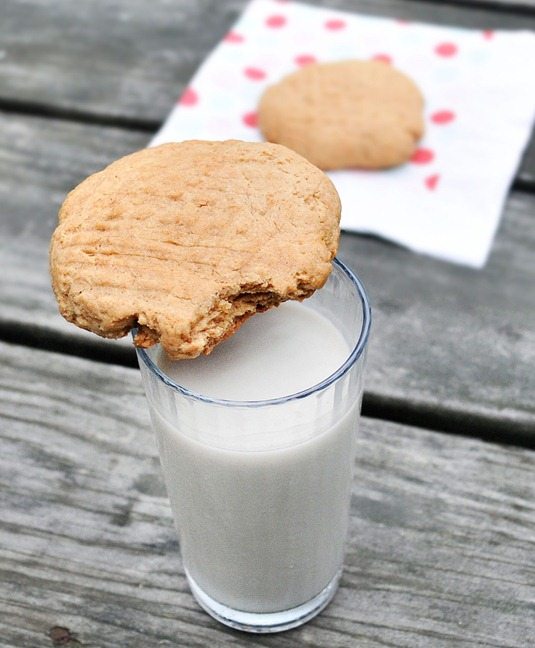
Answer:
1;1;535;646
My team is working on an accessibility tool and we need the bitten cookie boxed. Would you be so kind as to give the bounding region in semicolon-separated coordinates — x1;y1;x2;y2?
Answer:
50;140;341;359
258;60;424;170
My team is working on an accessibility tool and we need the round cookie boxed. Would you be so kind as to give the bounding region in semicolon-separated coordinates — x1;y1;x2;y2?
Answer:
258;60;424;170
50;140;341;360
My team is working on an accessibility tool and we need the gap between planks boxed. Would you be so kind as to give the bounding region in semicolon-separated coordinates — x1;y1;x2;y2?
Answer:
410;0;535;18
1;100;534;196
1;327;534;452
0;99;158;133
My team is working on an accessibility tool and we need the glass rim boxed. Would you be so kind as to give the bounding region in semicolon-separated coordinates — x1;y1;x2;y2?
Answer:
135;257;371;408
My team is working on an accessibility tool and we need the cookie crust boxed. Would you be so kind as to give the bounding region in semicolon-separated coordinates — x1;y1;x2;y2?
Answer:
259;60;424;170
50;140;341;359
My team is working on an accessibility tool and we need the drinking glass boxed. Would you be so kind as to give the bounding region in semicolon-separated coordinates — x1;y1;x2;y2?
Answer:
136;258;371;633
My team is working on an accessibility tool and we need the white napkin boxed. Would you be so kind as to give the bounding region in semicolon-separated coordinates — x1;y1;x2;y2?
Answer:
152;0;535;267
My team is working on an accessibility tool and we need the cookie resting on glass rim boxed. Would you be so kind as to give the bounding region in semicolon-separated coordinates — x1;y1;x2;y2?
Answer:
49;140;341;359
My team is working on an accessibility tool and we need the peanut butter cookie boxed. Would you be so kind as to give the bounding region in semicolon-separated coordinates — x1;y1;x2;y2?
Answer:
258;60;424;170
50;140;341;359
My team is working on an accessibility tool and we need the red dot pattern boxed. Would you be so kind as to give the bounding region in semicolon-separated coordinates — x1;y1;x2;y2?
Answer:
325;19;346;30
177;7;494;194
411;148;434;164
431;110;455;125
295;54;317;67
425;174;440;191
179;88;198;106
372;54;392;64
242;111;258;128
266;15;286;28
244;67;266;81
435;42;458;57
225;31;244;43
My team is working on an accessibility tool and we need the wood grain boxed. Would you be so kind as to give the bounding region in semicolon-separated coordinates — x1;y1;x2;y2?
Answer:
0;340;534;647
1;113;534;437
1;0;534;186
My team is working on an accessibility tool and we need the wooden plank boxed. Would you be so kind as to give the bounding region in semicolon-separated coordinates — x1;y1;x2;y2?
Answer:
1;113;534;435
1;341;534;647
0;114;147;357
1;0;534;186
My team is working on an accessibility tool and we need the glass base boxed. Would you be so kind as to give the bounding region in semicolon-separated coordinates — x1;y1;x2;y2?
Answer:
185;569;341;633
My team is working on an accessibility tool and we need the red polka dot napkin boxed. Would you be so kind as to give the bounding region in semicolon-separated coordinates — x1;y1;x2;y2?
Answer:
151;0;535;268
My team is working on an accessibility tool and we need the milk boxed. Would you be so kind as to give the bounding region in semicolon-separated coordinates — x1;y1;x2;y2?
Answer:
157;301;349;401
147;302;360;614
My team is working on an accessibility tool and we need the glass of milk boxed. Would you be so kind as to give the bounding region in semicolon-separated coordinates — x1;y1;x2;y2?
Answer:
136;258;371;633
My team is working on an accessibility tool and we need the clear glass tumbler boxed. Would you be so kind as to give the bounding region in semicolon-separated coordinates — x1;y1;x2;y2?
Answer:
136;258;371;633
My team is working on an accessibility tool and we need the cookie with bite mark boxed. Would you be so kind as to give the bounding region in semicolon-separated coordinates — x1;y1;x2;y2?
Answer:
50;140;341;359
